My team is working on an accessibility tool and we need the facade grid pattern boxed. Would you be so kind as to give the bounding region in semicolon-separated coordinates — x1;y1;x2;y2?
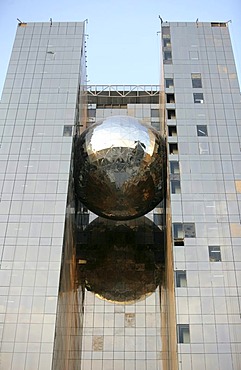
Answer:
163;21;241;370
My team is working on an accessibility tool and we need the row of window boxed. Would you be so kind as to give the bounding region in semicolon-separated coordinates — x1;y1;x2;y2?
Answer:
169;125;208;193
173;222;196;239
166;81;180;193
165;57;218;345
175;246;222;343
165;73;202;89
168;124;208;138
166;74;207;193
164;92;204;111
171;223;222;262
175;247;222;286
175;250;222;343
162;26;172;64
168;125;208;157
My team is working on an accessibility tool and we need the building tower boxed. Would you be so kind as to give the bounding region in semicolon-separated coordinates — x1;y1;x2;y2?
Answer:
0;21;86;370
162;21;241;370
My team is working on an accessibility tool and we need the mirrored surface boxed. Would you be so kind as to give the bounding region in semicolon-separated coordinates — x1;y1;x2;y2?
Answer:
74;116;166;220
76;216;165;304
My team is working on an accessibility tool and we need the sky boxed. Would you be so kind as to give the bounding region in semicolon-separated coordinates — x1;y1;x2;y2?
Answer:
0;0;241;96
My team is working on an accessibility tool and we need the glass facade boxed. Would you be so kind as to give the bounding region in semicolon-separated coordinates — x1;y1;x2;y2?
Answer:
0;21;86;370
163;22;241;370
0;20;241;370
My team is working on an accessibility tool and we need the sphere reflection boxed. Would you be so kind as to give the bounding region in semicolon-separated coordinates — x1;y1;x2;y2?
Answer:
76;217;164;304
74;116;166;220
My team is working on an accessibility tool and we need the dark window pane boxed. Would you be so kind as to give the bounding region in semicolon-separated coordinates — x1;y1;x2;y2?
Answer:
191;73;202;88
163;38;171;47
174;240;184;246
177;324;190;343
167;109;176;119
209;246;222;262
183;223;196;238
63;125;73;137
165;78;174;88
193;93;204;103
170;161;180;174
197;125;208;136
171;180;181;194
175;271;187;287
169;143;178;155
166;93;175;103
173;223;184;240
168;125;177;136
164;51;172;63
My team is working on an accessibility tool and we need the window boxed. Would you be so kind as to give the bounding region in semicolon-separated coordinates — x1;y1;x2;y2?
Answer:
173;223;196;239
197;125;208;136
177;324;190;343
168;125;177;136
162;26;170;37
151;109;159;118
88;108;96;117
171;180;181;194
174;240;184;246
193;93;204;103
167;109;176;119
170;161;181;193
164;51;172;63
191;73;202;88
165;78;174;88
170;161;180;174
63;125;73;137
211;22;227;27
166;93;175;103
183;223;196;238
209;246;221;262
173;223;184;240
175;270;187;287
163;38;171;47
169;143;178;155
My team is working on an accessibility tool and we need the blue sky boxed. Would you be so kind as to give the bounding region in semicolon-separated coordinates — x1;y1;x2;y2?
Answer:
0;0;241;96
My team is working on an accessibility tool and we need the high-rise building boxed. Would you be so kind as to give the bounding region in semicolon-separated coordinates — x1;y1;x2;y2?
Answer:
0;21;87;370
162;21;241;370
0;20;241;370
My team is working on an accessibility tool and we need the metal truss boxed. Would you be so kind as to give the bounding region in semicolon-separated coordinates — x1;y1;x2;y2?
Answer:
85;85;160;97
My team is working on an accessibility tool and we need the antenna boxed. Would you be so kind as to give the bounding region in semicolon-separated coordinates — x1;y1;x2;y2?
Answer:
158;15;163;24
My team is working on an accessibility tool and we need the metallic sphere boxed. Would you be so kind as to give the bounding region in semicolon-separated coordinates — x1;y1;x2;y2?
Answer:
74;116;166;220
76;217;164;304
